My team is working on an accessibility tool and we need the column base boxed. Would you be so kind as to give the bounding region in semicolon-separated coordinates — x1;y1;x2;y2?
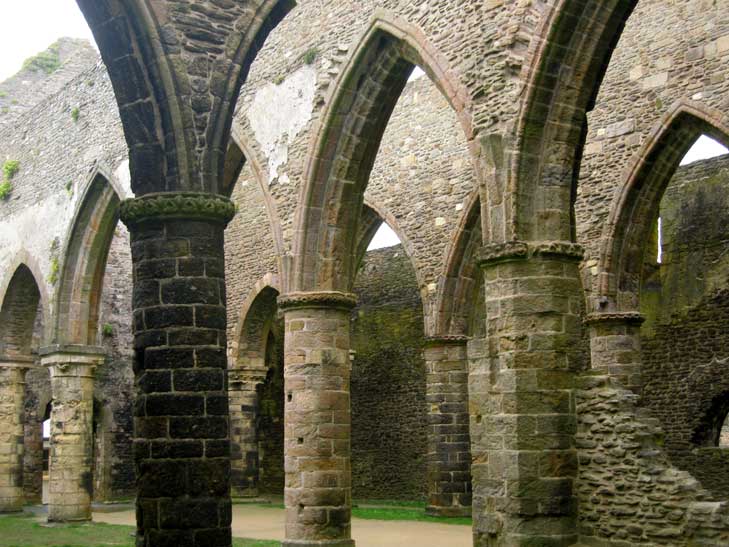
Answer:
283;541;355;547
48;507;92;523
425;505;471;518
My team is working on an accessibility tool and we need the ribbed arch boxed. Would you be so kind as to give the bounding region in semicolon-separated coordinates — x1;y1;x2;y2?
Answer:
291;13;473;293
54;170;122;345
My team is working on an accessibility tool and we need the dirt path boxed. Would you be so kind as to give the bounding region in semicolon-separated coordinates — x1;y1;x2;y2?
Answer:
93;505;472;547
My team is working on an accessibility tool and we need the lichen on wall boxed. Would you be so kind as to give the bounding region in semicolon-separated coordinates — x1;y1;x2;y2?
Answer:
246;66;317;184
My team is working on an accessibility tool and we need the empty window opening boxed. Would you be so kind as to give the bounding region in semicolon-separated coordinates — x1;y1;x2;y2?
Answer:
681;135;729;166
367;222;401;251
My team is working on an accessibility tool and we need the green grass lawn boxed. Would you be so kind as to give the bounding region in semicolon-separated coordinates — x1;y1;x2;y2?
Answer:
257;501;472;526
0;513;280;547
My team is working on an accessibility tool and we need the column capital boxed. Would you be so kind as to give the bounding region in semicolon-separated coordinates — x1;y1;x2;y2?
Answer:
119;192;236;227
424;335;470;347
278;291;357;312
584;311;645;326
0;355;35;369
229;367;269;386
39;345;105;375
477;240;584;268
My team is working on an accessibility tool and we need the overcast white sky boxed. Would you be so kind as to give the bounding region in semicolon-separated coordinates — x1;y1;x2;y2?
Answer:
0;0;96;81
0;1;726;252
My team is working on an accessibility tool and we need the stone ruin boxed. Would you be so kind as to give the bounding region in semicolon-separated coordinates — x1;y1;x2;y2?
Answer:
1;0;729;545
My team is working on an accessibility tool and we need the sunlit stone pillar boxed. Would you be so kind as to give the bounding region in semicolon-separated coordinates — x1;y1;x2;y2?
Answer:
40;345;103;522
0;356;31;512
279;291;356;547
424;336;472;517
229;366;267;498
586;312;644;394
471;242;584;547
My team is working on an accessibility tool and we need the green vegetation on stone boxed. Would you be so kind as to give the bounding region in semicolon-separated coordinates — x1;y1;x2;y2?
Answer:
0;160;20;200
0;513;280;547
3;160;20;181
0;181;11;200
302;47;318;65
48;257;60;285
71;107;80;122
22;42;62;74
102;323;115;337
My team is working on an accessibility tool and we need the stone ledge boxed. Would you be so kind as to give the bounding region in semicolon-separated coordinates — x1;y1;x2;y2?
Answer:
584;312;645;326
424;334;470;346
119;192;236;226
278;291;357;311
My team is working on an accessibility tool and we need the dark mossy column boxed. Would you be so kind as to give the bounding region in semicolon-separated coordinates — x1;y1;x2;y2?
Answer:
424;336;472;517
121;193;235;547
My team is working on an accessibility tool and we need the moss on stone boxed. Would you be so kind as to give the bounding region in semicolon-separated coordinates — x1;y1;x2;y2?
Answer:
21;42;62;74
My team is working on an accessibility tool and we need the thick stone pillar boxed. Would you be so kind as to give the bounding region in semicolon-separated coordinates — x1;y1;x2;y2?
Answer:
0;357;31;513
278;291;356;547
120;193;236;547
424;336;472;517
229;367;267;498
586;312;644;394
40;345;103;522
472;242;584;547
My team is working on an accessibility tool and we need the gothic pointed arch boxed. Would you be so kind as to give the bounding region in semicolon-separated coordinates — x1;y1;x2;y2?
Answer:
433;193;482;338
0;259;47;359
509;0;638;243
227;130;286;260
54;169;123;345
76;0;296;194
595;101;729;312
231;274;282;369
291;12;474;293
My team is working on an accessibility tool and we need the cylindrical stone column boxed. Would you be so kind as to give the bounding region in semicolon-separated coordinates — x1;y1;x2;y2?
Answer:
586;312;645;394
278;291;356;547
472;242;584;547
0;357;31;513
40;346;103;522
229;367;267;498
424;336;472;518
120;193;236;547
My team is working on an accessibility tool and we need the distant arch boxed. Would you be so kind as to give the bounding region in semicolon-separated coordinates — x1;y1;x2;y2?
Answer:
433;193;482;337
54;169;122;345
231;274;282;369
595;102;729;312
0;261;46;358
227;131;286;263
291;12;475;293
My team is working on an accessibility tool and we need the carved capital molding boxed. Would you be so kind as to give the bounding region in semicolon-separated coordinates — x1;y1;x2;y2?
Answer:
584;312;645;326
477;241;584;267
120;192;236;227
229;367;268;386
424;335;470;347
278;291;357;312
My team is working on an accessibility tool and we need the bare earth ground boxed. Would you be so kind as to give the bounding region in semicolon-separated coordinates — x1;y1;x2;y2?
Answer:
93;505;472;547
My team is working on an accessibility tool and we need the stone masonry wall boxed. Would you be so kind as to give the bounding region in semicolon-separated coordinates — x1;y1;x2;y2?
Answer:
634;155;729;499
350;244;427;501
256;245;427;500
